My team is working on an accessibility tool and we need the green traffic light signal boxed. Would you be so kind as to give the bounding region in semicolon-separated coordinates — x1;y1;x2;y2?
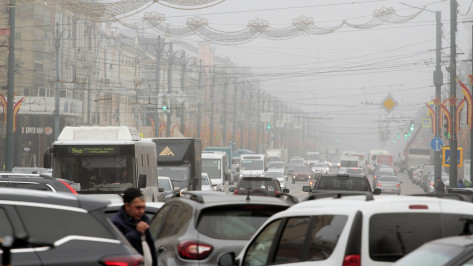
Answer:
266;122;271;130
404;133;408;140
393;139;396;143
162;105;167;112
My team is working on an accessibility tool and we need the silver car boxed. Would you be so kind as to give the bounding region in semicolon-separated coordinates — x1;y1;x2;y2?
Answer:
376;175;401;195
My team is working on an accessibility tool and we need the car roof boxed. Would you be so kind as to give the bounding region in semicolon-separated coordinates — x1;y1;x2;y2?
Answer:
241;176;273;181
424;235;473;248
288;195;473;216
166;192;293;208
0;188;109;211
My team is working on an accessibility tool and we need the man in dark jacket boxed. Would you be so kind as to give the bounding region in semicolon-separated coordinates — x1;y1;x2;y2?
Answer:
111;188;157;266
434;177;445;193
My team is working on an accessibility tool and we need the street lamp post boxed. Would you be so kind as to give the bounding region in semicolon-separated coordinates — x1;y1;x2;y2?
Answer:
180;52;197;136
54;22;70;141
165;44;184;137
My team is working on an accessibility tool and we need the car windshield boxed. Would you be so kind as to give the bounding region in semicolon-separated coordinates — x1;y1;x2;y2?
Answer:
264;172;283;178
268;162;284;169
347;168;363;174
238;179;277;191
197;205;288;240
241;160;264;170
379;176;399;182
158;178;172;190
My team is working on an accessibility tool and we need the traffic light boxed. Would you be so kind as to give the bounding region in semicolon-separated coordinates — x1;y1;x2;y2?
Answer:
410;120;415;131
404;133;408;140
397;134;400;139
393;139;396;143
266;122;271;130
161;94;168;112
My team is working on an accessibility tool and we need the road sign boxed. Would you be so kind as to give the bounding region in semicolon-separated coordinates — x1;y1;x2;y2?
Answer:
422;119;432;128
442;147;463;167
380;95;398;113
430;137;443;151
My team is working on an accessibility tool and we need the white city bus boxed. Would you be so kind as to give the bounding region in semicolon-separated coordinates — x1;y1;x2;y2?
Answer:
50;126;159;201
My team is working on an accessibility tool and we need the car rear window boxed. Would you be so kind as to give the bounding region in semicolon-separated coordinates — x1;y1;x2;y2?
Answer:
238;179;275;191
369;213;473;262
17;206;115;243
197;205;288;240
316;176;370;191
379;177;398;182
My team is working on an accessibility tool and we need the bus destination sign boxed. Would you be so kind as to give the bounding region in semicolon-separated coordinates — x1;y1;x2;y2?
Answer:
68;146;117;155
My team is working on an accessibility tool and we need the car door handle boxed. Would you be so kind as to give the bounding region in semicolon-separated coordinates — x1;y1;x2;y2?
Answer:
158;246;166;253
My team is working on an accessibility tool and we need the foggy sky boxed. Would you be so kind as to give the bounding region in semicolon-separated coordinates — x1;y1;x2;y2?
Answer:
123;0;473;155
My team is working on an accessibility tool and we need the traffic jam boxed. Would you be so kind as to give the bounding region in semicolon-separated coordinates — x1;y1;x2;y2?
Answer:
2;0;473;265
0;125;473;266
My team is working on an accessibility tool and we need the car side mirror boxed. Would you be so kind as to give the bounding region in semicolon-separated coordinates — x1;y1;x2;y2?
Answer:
218;252;236;266
229;187;236;192
138;174;147;189
373;188;382;195
302;186;312;192
283;188;290;193
158;188;165;192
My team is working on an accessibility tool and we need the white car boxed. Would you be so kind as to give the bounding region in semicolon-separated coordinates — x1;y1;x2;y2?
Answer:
219;193;473;266
202;172;216;191
311;163;330;174
262;170;286;189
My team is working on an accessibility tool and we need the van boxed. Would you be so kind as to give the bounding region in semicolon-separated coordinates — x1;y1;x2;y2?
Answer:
219;194;473;266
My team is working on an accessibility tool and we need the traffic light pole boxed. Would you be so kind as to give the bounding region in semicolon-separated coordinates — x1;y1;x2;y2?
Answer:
449;0;458;187
433;11;442;183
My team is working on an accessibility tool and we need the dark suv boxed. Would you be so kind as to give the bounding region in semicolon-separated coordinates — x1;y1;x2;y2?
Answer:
303;174;380;195
149;191;294;265
0;188;142;265
0;173;77;193
230;176;289;196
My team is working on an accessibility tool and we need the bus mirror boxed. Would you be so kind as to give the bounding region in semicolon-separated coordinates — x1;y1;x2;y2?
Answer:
138;174;147;188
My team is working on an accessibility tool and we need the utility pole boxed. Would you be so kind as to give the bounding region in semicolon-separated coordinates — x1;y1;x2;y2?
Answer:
196;60;204;139
256;89;261;153
154;36;164;137
433;11;443;183
247;88;253;150
209;67;216;146
232;81;238;145
470;24;473;181
5;0;16;171
449;0;458;187
222;72;228;146
239;86;245;149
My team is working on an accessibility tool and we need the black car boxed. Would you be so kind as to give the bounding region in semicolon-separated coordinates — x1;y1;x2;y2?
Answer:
303;173;381;195
0;173;77;193
0;188;143;265
230;176;289;196
149;191;293;265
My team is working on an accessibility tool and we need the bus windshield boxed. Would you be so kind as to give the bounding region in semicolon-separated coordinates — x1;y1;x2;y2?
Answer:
54;156;135;193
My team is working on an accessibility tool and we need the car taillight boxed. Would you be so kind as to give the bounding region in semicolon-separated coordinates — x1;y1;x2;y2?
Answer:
377;183;381;187
58;180;78;194
396;184;400;188
234;190;239;195
374;176;377;179
343;254;360;266
275;190;280;194
177;240;213;260
100;255;143;266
